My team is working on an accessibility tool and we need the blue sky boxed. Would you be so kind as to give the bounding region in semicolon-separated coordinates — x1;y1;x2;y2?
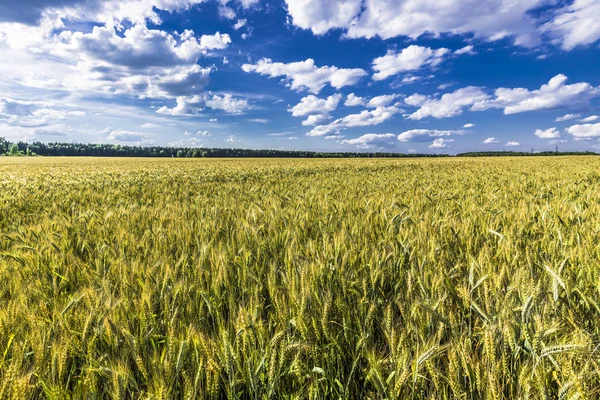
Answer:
0;0;599;153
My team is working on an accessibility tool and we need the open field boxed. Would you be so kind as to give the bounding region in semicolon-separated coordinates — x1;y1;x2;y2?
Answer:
1;157;600;399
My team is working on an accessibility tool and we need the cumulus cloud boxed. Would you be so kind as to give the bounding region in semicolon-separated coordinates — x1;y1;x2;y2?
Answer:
404;94;428;106
397;129;466;142
0;0;208;27
580;115;598;123
405;75;600;121
283;0;363;35
407;87;489;120
0;2;238;102
534;127;561;138
555;113;580;122
372;45;450;81
308;106;401;136
288;94;342;126
205;94;249;114
483;137;498;144
185;130;211;136
505;141;520;146
566;123;600;139
157;93;249;115
541;0;600;50
199;32;232;50
345;93;366;107
1;22;223;99
289;94;342;116
367;94;400;108
106;129;153;144
429;138;453;148
242;58;367;94
284;0;544;47
302;114;333;126
341;133;396;148
471;74;599;115
156;95;204;116
463;123;475;128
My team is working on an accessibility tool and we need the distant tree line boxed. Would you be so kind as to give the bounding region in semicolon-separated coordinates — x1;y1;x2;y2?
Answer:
0;138;597;158
0;139;447;158
456;151;598;157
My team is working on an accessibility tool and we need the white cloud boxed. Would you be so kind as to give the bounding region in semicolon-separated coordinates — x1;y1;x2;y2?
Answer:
302;114;333;126
324;135;344;140
284;0;544;47
209;118;218;122
106;129;152;144
218;5;236;19
471;74;599;115
541;0;600;50
505;141;520;146
483;137;498;144
205;94;249;114
0;22;220;99
397;128;466;142
393;75;424;87
407;87;489;120
455;45;476;55
0;97;61;126
249;118;269;123
555;113;580;122
367;94;400;108
404;94;428;106
289;94;342;116
289;94;342;126
372;45;450;81
534;127;561;138
429;138;453;148
242;58;367;94
308;106;401;136
580;115;598;123
0;1;209;28
141;123;160;128
283;0;363;35
341;133;396;148
345;93;366;107
186;130;211;136
233;19;247;30
157;93;249;115
156;95;204;116
199;32;232;50
463;123;475;128
566;123;600;139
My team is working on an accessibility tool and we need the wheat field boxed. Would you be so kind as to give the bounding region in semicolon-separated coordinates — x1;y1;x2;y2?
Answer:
1;157;599;399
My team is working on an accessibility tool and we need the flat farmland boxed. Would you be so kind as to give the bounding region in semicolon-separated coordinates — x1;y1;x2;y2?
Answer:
1;157;600;399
